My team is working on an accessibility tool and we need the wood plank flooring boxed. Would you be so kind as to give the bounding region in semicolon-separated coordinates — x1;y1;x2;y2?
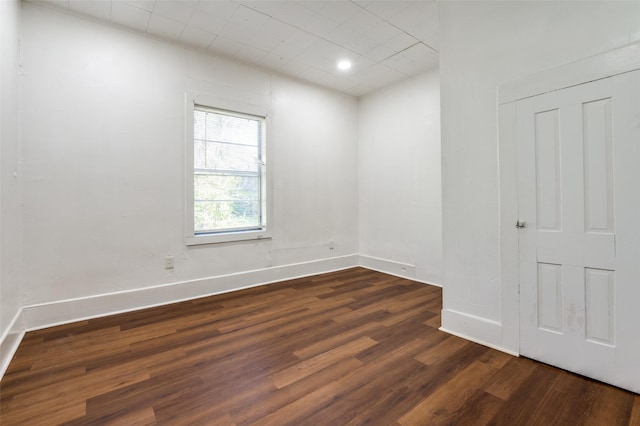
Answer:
1;267;639;425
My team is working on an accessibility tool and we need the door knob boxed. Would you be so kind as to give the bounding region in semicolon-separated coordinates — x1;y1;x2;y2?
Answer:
516;220;526;229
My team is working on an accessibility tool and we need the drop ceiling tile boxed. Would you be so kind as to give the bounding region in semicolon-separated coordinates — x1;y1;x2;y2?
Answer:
285;29;319;50
255;53;290;72
219;21;257;45
196;1;239;20
324;23;363;47
230;5;270;29
298;1;326;13
124;1;155;12
295;50;330;70
362;43;397;63
208;35;243;57
68;0;111;21
309;39;349;61
382;32;419;55
110;1;151;31
421;35;439;52
359;62;405;87
301;13;340;37
239;1;285;17
364;19;402;44
261;18;296;41
152;1;196;24
280;59;310;76
365;78;397;93
319;61;346;74
188;11;226;35
359;1;413;20
344;9;379;34
298;67;334;86
401;42;437;63
387;4;433;39
272;2;315;27
349;55;376;72
316;1;361;23
180;25;216;49
146;13;186;40
415;1;440;21
233;44;268;63
248;33;281;53
270;41;305;60
298;56;348;75
408;3;439;50
344;34;379;56
383;53;421;75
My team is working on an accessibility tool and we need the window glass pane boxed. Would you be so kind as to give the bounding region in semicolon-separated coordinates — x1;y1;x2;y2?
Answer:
194;110;206;140
194;200;260;232
203;142;259;173
194;140;206;169
194;174;259;202
193;106;264;235
205;112;260;146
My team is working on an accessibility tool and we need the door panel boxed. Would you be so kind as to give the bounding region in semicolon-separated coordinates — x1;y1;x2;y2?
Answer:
534;109;562;231
536;262;562;332
582;98;614;233
517;70;640;393
584;268;614;346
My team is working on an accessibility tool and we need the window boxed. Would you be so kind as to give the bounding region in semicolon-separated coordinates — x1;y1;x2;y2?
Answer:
186;94;270;245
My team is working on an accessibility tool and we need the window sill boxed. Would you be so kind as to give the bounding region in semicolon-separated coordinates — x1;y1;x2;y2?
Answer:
185;229;272;246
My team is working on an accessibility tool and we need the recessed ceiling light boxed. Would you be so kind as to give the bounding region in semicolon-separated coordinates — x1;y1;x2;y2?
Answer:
337;60;352;71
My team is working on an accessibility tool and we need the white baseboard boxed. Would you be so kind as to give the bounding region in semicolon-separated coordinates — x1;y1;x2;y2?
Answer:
358;255;441;287
0;309;25;378
440;308;519;357
3;254;446;381
358;254;416;280
22;254;359;332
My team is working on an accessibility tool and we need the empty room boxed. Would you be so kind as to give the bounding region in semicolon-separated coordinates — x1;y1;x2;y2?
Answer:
1;0;640;424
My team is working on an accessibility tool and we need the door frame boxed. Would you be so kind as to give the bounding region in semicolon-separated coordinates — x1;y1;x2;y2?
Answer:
497;41;640;354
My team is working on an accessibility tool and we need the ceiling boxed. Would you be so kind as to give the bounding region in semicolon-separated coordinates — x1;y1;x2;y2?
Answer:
31;0;439;97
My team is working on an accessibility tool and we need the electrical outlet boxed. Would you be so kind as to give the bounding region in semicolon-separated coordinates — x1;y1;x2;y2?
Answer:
165;255;174;269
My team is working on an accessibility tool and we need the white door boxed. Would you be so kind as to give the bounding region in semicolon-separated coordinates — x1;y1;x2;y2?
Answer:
517;70;640;394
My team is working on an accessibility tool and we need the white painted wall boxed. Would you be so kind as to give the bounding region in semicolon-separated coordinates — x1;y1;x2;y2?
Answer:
0;0;22;346
358;71;442;285
19;3;358;310
439;1;640;351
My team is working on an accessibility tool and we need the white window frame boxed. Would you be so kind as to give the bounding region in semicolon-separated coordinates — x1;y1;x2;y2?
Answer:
185;92;271;246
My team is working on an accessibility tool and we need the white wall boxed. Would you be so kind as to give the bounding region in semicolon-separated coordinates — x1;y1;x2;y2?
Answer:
19;3;358;319
0;0;23;357
358;71;442;285
439;1;640;351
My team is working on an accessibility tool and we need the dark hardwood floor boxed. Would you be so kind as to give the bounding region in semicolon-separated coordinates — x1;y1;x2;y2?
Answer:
1;267;639;425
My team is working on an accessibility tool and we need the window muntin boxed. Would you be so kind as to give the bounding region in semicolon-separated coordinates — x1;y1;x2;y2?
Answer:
193;106;266;236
